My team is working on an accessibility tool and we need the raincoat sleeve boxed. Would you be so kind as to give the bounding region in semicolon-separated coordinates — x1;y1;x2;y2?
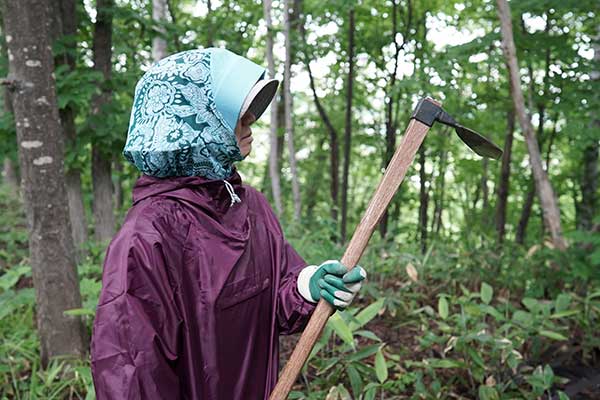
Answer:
277;239;317;335
91;231;183;400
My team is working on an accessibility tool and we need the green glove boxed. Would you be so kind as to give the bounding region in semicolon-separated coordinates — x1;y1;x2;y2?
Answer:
297;260;367;309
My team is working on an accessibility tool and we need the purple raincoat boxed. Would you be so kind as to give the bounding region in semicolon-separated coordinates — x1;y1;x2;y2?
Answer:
90;171;316;399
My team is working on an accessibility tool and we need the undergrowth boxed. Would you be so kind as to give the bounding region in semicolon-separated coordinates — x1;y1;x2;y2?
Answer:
0;186;598;399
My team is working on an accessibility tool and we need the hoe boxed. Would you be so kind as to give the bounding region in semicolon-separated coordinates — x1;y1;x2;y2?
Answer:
270;97;503;399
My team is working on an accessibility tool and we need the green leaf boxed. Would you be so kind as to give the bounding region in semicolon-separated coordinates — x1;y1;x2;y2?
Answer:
348;298;385;330
478;385;499;400
438;296;449;320
550;310;579;319
347;344;382;362
522;298;539;312
355;330;382;342
481;304;504;320
429;358;465;369
317;357;341;375
539;330;568;341
480;282;493;304
328;312;355;348
337;384;352;400
557;391;570;400
467;347;486;369
555;293;571;312
63;308;96;317
363;386;377;400
346;364;363;398
0;265;31;291
543;365;554;387
374;348;388;383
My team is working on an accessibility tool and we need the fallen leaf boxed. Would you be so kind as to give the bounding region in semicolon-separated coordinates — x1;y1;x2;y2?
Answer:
526;244;540;258
406;263;418;282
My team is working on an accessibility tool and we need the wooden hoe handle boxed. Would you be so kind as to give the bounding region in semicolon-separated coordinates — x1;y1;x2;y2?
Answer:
270;118;432;399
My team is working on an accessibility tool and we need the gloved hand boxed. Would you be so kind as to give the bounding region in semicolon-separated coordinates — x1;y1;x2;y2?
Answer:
297;260;367;309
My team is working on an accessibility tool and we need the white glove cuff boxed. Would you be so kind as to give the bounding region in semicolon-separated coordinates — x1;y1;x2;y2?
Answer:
297;264;319;303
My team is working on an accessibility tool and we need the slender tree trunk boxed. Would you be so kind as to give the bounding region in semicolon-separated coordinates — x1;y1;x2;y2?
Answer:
580;142;599;230
579;33;599;230
113;157;123;211
418;145;429;254
0;21;19;194
64;114;88;258
298;8;338;227
481;158;489;214
340;8;355;243
283;0;301;220
92;0;115;242
206;0;214;47
3;0;86;365
263;0;282;216
495;110;515;244
516;183;536;245
433;145;448;235
305;57;339;226
51;0;89;260
152;0;168;61
379;0;412;239
496;0;566;250
305;137;327;221
2;158;18;191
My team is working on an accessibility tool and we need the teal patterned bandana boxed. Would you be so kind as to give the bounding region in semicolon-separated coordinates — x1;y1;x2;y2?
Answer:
123;48;266;179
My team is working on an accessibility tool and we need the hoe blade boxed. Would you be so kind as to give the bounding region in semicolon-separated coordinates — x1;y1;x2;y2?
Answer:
454;124;503;160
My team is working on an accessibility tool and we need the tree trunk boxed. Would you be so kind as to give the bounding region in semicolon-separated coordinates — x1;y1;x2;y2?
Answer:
495;109;515;244
206;0;214;47
340;8;355;243
516;182;535;245
2;158;19;191
283;0;302;222
579;33;599;230
3;0;86;365
92;0;115;242
113;157;124;211
283;0;301;220
496;0;566;250
306;57;338;226
263;0;282;216
152;0;168;62
432;150;447;235
305;137;327;221
299;12;338;227
418;145;429;254
51;0;89;260
379;0;412;239
481;158;489;216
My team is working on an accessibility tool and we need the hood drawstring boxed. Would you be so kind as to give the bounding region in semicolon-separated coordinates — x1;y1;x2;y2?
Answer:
223;180;241;207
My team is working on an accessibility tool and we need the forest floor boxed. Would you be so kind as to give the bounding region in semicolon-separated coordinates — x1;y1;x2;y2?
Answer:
1;185;599;399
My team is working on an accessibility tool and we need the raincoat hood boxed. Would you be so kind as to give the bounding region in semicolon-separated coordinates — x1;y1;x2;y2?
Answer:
132;170;249;239
123;48;266;179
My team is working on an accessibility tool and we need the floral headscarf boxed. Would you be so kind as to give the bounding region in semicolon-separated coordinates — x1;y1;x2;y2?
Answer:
123;48;266;179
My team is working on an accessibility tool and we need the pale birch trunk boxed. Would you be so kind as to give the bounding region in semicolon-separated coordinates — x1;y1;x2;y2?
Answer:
496;0;566;249
152;0;168;62
340;8;355;243
263;0;282;216
283;0;301;220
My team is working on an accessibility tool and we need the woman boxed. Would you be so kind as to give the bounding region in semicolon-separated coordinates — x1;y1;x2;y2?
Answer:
90;47;367;399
